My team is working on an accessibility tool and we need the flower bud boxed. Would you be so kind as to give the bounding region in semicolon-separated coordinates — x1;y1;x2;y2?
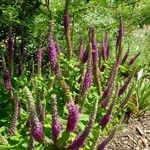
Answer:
118;74;133;96
99;113;112;129
121;48;129;64
3;67;12;91
91;28;99;65
97;130;116;150
18;61;23;77
128;51;141;65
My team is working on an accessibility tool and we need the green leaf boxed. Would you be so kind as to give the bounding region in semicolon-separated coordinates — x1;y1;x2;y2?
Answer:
99;0;107;7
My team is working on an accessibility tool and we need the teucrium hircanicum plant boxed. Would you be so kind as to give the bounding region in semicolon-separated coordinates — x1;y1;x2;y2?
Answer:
0;3;142;148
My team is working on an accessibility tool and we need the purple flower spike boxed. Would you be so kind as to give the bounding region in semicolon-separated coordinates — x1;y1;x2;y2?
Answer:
91;28;99;65
121;48;130;64
18;61;23;77
3;67;12;91
81;66;93;95
7;27;14;59
52;120;62;143
118;74;133;96
116;17;124;50
128;51;141;65
47;33;58;72
101;33;108;61
51;94;62;143
101;99;109;108
63;9;70;35
67;130;89;150
81;48;89;63
67;103;79;132
30;118;44;141
97;130;116;150
99;113;112;129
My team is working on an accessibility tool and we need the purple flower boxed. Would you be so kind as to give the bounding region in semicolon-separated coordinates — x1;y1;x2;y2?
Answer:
97;130;115;150
67;129;89;150
99;113;112;129
128;51;141;65
106;41;110;59
67;103;79;132
63;9;70;35
101;33;108;61
7;27;14;59
3;67;12;91
47;33;58;72
52;119;62;143
101;85;113;108
116;17;124;51
121;48;130;64
118;74;133;96
91;28;99;64
51;94;62;143
18;61;23;77
81;47;89;63
81;65;93;95
30;118;44;141
101;98;109;108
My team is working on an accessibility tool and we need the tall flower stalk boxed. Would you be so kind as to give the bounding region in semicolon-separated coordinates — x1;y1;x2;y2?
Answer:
18;61;23;78
64;0;72;59
128;51;141;65
91;27;99;65
3;66;12;92
37;47;42;77
47;32;58;73
80;49;93;96
118;73;134;96
116;17;124;54
7;26;14;77
97;130;116;150
24;87;44;142
121;48;130;65
51;94;62;145
101;33;108;61
36;88;45;123
8;95;20;136
90;28;102;96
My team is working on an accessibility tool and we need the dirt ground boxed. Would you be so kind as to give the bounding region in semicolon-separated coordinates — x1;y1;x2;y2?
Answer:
107;111;150;150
